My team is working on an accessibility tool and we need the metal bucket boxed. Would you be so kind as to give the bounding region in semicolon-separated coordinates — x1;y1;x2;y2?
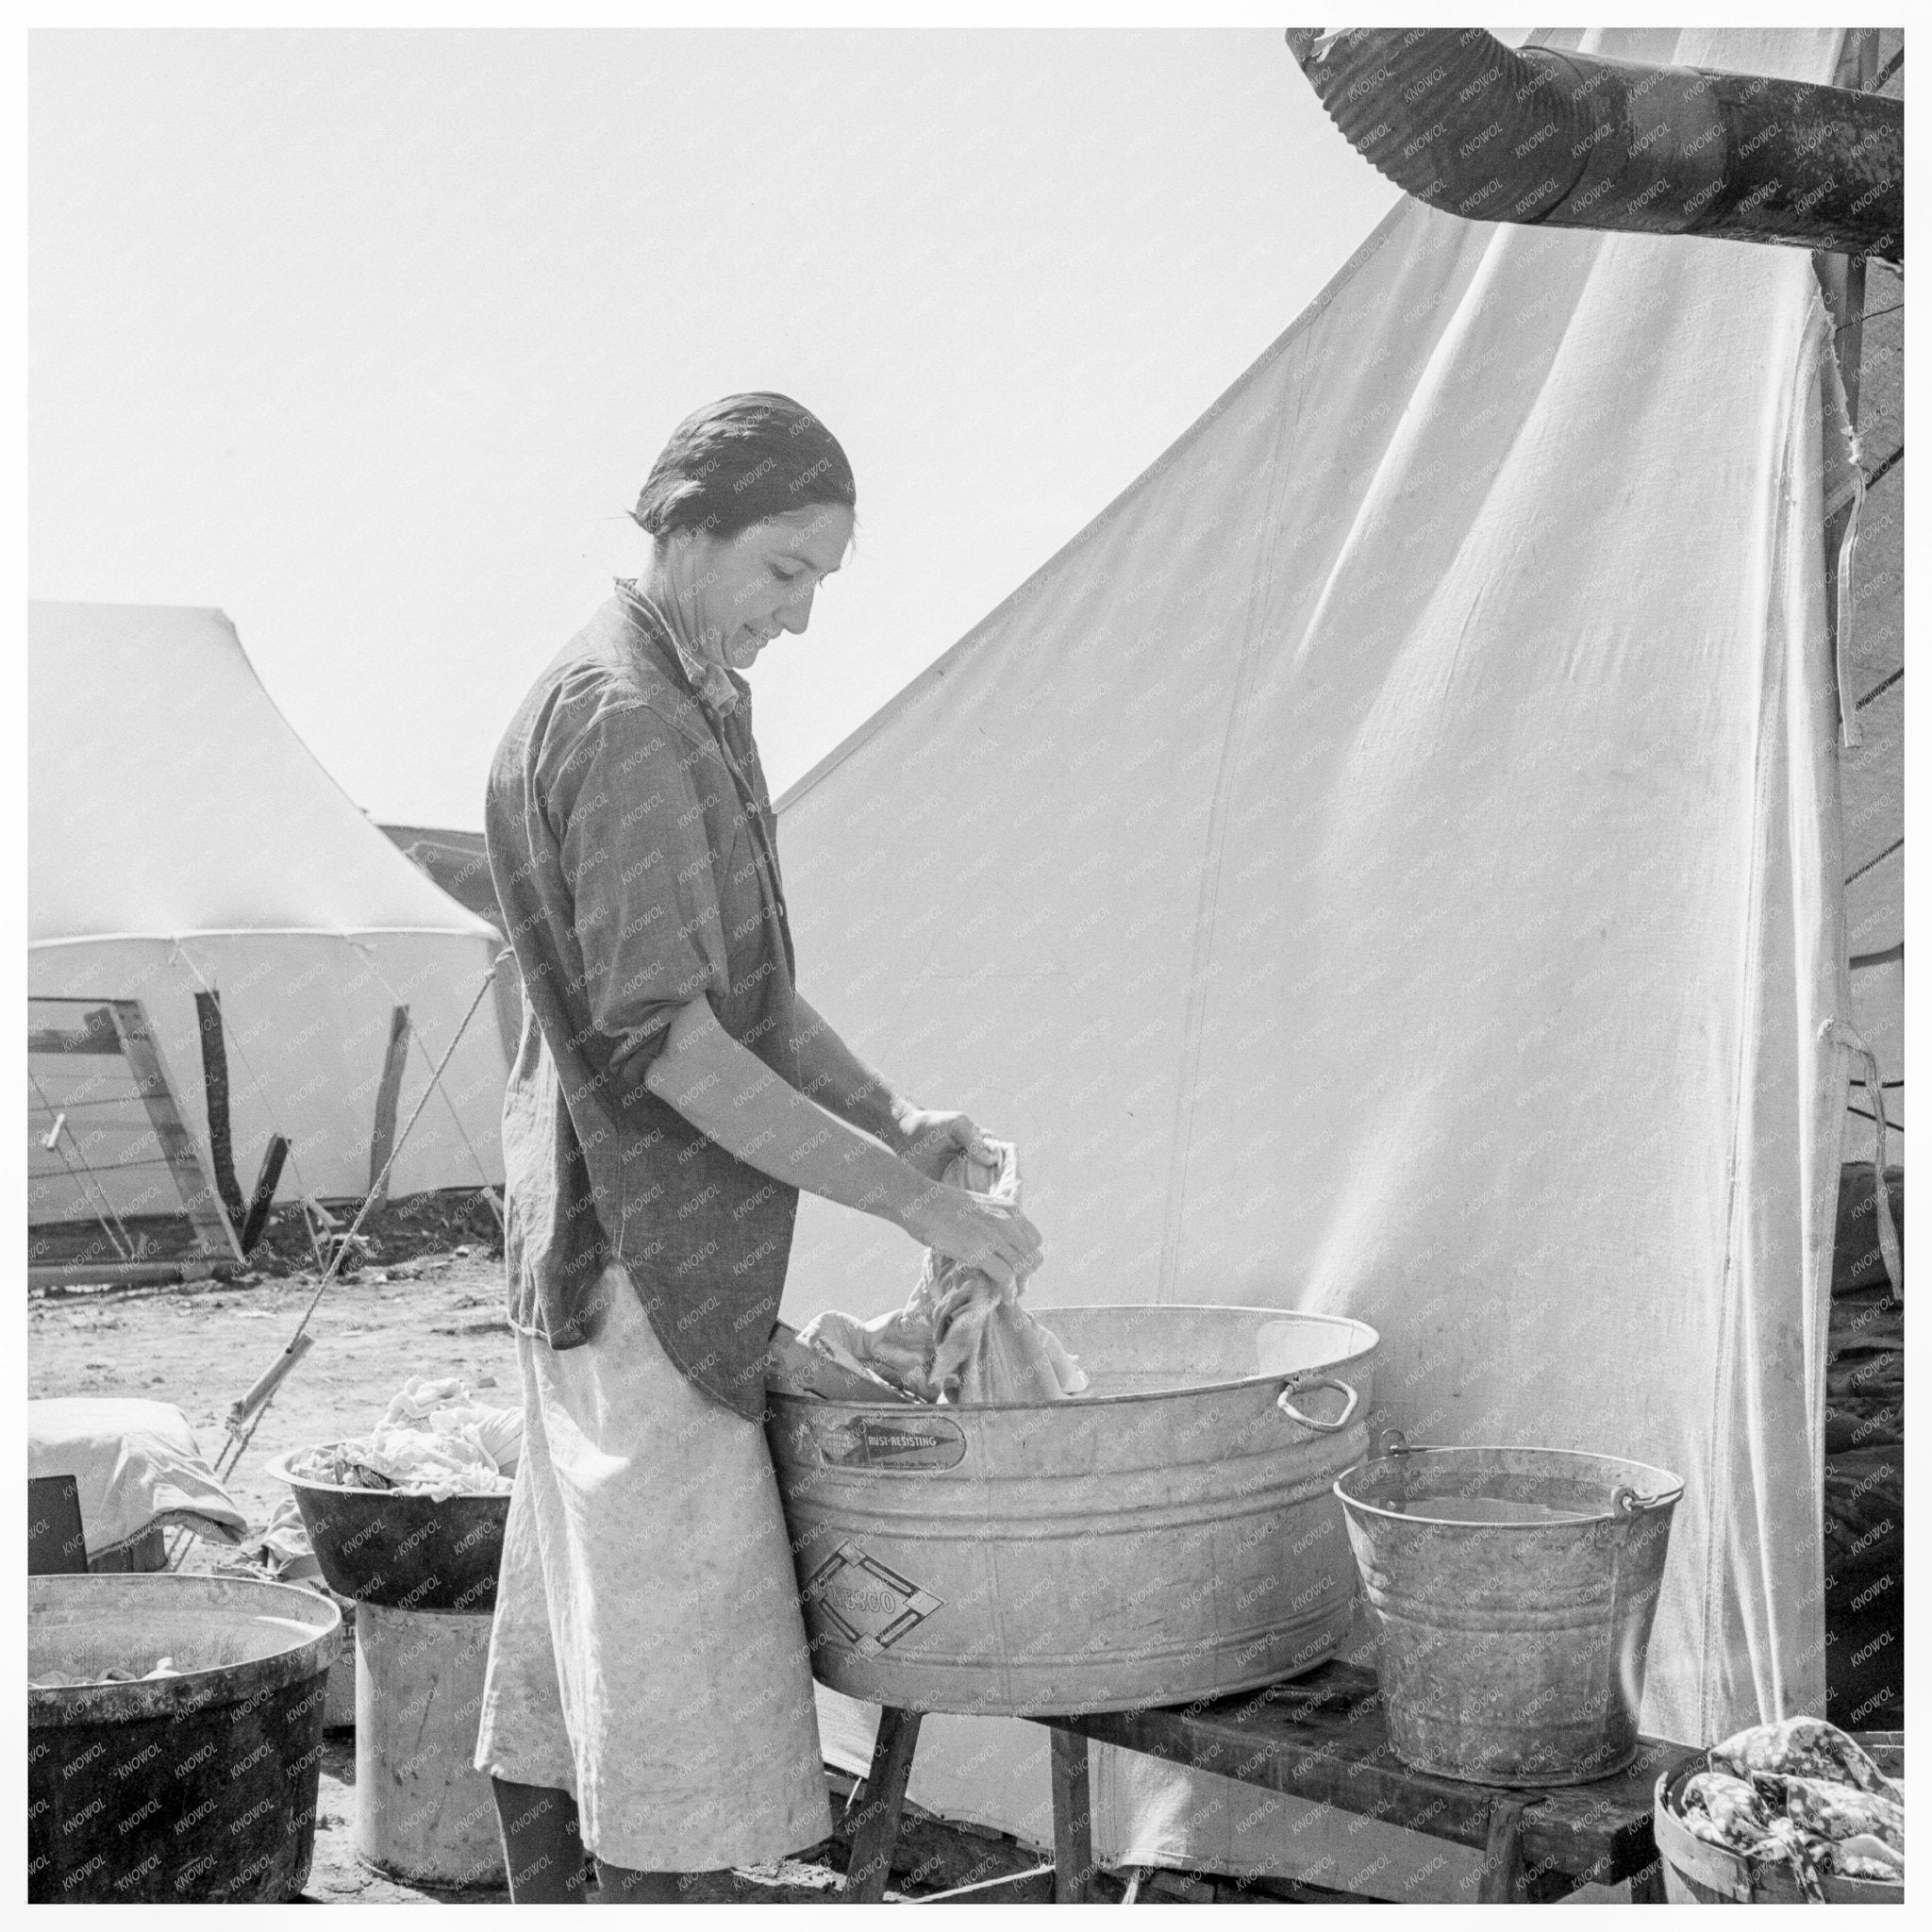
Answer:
28;1574;340;1904
1654;1735;1904;1904
1336;1439;1682;1785
767;1303;1377;1716
266;1446;508;1613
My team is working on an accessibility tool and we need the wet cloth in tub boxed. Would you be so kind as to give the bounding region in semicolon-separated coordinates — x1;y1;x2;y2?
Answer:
795;1141;1085;1405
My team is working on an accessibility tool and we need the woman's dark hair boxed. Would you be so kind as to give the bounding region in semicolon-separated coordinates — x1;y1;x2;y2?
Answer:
631;391;857;540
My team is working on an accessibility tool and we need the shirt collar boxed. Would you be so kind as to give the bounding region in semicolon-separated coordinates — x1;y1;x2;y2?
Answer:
615;579;743;718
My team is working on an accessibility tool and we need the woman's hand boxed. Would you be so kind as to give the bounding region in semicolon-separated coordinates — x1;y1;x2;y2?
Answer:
891;1106;992;1182
894;1180;1044;1293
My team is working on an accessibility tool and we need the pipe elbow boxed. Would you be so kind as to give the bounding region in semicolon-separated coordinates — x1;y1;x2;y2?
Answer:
1288;28;1591;226
1287;27;1902;263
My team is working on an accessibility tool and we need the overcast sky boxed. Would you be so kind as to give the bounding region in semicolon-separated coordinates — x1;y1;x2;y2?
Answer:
31;29;1401;828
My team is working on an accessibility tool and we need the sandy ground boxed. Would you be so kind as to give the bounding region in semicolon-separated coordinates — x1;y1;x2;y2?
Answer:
27;1253;1076;1906
29;1249;516;1532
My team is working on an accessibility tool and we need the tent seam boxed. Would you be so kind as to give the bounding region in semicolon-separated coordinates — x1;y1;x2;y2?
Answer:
1152;340;1311;1306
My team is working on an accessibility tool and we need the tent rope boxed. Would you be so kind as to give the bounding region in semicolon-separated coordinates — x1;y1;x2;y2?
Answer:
195;955;508;1518
30;1071;138;1261
358;947;504;1199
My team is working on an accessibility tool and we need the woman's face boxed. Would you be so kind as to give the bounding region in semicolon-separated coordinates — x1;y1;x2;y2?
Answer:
681;503;855;672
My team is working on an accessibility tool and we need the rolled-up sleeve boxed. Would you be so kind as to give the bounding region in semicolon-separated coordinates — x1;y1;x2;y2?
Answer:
541;696;728;1089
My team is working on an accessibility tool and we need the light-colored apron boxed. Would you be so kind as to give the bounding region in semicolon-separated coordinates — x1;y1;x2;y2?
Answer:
474;1261;830;1871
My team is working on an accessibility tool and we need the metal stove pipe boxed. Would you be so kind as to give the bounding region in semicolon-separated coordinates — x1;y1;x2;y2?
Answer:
1286;28;1902;262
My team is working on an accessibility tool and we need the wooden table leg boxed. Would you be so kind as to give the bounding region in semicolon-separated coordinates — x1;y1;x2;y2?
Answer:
1476;1794;1530;1904
1627;1857;1668;1904
843;1707;923;1902
1049;1725;1098;1904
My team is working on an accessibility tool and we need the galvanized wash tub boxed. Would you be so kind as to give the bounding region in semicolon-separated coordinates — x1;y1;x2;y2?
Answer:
1336;1440;1683;1787
767;1304;1378;1716
28;1574;340;1904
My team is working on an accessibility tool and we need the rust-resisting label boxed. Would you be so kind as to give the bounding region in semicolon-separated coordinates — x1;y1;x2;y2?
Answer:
808;1412;968;1472
802;1541;945;1656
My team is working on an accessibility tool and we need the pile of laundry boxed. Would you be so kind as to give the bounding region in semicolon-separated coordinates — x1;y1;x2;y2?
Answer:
1673;1715;1905;1896
291;1376;522;1502
791;1141;1086;1406
210;1491;336;1594
31;1657;181;1689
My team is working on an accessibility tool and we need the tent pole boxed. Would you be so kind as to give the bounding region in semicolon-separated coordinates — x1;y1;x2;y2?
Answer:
193;990;249;1229
1817;30;1882;755
364;1005;412;1211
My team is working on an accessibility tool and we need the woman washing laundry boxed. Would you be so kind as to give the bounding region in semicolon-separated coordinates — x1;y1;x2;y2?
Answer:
475;392;1043;1904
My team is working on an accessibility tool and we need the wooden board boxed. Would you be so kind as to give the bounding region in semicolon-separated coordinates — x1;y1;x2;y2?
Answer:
844;1707;923;1902
30;1213;206;1269
107;1001;242;1264
28;1258;223;1289
28;997;242;1283
27;1007;123;1055
1039;1659;1700;1890
1050;1727;1097;1903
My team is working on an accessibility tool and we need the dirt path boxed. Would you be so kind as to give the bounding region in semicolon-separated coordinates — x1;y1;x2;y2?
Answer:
28;1251;515;1530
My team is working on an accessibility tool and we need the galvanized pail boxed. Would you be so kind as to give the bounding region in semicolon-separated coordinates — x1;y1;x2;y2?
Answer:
768;1304;1377;1716
1335;1440;1682;1786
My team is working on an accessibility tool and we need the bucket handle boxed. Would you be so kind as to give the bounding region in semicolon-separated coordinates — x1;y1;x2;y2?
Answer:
1365;1437;1685;1514
1276;1375;1359;1434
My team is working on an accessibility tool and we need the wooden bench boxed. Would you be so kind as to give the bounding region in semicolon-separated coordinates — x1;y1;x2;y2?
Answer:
839;1661;1701;1903
1033;1659;1700;1904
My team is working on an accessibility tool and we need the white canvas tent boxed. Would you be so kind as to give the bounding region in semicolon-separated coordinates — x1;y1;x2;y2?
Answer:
774;23;1888;1900
29;602;510;1219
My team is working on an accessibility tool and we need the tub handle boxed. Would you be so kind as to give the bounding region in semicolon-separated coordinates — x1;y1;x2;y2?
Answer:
1276;1375;1359;1433
1609;1482;1683;1517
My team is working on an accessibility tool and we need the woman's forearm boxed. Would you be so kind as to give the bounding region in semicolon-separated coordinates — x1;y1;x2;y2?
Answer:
641;997;1046;1289
791;992;908;1142
641;997;922;1224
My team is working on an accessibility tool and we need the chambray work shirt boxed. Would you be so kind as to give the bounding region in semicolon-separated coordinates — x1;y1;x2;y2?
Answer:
485;588;801;1419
